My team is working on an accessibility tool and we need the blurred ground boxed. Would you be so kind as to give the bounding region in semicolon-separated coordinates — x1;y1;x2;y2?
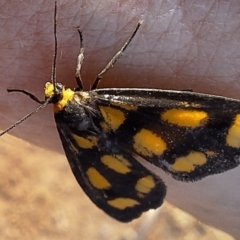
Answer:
0;133;234;240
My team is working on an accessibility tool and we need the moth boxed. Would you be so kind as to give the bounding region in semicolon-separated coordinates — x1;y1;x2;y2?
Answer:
1;1;240;222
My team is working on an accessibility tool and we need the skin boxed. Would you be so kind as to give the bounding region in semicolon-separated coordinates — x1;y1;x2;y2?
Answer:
1;0;240;238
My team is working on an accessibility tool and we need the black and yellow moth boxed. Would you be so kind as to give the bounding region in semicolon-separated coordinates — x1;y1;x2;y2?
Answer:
1;1;240;222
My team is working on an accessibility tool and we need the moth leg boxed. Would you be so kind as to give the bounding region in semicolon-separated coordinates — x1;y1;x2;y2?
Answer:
91;20;143;90
75;28;84;90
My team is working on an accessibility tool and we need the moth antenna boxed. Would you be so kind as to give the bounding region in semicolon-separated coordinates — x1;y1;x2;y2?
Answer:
51;0;58;92
0;1;59;136
0;98;51;137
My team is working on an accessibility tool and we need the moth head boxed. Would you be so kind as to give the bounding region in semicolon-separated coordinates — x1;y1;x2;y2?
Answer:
44;82;74;112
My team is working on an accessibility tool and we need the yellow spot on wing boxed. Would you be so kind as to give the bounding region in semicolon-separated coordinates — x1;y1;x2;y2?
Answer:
107;198;140;210
100;106;125;131
172;152;207;172
111;101;138;111
100;121;109;132
101;155;131;174
86;167;111;189
72;134;97;149
133;129;167;156
135;176;155;194
226;114;240;148
205;150;217;156
162;109;208;128
69;142;79;153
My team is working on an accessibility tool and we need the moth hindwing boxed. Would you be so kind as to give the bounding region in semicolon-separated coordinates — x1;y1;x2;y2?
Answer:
2;1;240;222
